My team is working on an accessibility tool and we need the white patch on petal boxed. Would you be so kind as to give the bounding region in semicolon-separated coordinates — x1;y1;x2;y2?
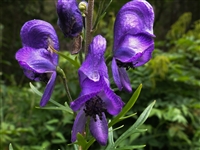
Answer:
88;70;100;82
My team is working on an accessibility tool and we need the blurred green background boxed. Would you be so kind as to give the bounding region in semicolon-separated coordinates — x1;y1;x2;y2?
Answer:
0;0;200;150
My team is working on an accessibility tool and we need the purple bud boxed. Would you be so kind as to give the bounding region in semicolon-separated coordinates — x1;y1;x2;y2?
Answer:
57;0;83;38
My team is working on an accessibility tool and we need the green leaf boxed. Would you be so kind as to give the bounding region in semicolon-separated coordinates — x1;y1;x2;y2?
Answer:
29;82;73;114
115;145;146;150
75;133;88;149
35;106;72;112
52;49;80;69
9;143;13;150
55;132;66;141
113;100;156;148
109;84;142;127
119;113;137;121
108;125;114;146
93;0;113;31
46;119;59;124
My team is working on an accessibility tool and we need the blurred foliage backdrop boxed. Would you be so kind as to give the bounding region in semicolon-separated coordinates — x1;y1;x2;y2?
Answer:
0;0;200;150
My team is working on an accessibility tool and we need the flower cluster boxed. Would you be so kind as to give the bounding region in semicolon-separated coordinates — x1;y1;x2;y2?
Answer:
15;0;154;146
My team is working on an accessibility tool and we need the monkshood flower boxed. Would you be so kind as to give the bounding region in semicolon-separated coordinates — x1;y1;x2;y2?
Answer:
15;19;59;107
57;0;83;38
70;35;124;145
112;0;155;92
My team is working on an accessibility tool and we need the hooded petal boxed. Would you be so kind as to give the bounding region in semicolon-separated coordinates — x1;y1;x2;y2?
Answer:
79;77;104;96
40;71;57;107
71;108;87;142
133;43;154;67
89;113;108;146
79;35;107;83
113;0;154;50
112;0;155;91
20;19;59;65
114;33;154;64
57;0;83;38
15;47;56;74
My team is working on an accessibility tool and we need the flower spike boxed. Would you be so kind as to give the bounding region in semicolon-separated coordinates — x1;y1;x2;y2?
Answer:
70;35;124;145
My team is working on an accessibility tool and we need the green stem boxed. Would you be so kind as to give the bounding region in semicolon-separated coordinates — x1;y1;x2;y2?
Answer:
85;138;96;150
79;49;83;64
84;0;94;55
56;66;73;104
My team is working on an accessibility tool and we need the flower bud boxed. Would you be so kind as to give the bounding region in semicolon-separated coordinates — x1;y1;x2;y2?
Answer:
57;0;83;38
79;1;88;17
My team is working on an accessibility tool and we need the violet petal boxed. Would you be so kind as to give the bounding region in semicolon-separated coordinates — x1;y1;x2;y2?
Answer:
111;58;123;91
70;91;100;111
100;79;124;115
115;34;154;65
133;43;154;67
20;19;59;65
118;67;132;92
15;47;56;74
79;35;107;82
89;113;108;146
71;108;87;142
40;71;56;107
114;0;154;50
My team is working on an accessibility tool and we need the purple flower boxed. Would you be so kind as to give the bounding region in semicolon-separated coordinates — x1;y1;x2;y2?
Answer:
56;0;83;38
70;35;124;145
15;19;59;107
112;0;155;92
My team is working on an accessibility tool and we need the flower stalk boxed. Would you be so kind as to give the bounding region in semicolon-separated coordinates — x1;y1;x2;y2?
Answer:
84;0;94;55
56;66;73;104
